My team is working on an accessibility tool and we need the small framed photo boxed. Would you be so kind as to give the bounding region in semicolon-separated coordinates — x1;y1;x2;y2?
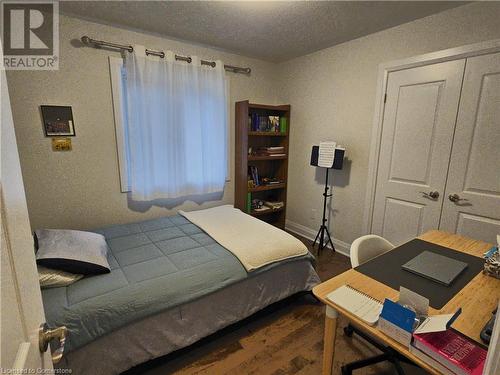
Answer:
40;105;75;137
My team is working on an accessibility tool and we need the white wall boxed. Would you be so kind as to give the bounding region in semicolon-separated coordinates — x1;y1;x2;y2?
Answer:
6;14;280;230
6;3;500;244
278;2;500;248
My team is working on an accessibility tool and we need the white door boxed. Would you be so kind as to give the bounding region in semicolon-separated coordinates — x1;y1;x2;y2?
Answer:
0;44;57;371
440;52;500;243
372;60;466;245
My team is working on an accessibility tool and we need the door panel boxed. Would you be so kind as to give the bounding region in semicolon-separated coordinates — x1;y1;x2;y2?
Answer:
0;219;25;367
463;72;500;195
388;82;442;185
372;60;465;245
440;52;500;243
382;198;424;245
0;42;52;370
456;213;500;242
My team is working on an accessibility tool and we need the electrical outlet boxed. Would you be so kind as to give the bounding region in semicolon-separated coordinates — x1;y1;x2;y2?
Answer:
311;208;317;222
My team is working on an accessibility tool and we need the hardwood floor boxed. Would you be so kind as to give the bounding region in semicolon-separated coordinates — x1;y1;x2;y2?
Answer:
125;235;427;375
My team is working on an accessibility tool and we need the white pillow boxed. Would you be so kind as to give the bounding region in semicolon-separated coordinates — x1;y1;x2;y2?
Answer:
38;266;83;289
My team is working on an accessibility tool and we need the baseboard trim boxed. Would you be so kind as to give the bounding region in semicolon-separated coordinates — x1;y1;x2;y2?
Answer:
285;220;351;258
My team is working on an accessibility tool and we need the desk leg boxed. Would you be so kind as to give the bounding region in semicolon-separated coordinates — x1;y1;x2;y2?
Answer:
322;306;338;375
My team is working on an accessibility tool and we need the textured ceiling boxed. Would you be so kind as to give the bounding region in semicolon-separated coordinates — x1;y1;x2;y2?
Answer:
61;1;466;62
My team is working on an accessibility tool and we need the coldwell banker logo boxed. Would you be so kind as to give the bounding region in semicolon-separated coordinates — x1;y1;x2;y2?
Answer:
1;1;59;70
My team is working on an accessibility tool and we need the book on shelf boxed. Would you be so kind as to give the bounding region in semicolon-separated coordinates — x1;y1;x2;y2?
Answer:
267;153;286;157
269;116;280;132
246;192;252;213
248;166;260;186
412;329;487;375
279;117;287;133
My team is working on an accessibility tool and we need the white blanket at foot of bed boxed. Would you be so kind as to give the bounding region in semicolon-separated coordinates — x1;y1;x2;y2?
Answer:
180;205;308;271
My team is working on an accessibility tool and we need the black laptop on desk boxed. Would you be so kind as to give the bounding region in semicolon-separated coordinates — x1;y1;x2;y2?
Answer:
401;251;468;286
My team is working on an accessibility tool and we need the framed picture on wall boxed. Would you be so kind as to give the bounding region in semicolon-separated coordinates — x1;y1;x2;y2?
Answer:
40;105;76;136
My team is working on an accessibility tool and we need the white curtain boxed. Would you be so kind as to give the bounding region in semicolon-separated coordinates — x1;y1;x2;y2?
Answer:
123;45;227;201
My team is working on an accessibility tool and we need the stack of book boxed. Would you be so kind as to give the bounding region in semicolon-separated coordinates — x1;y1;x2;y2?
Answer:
261;177;283;185
411;329;487;375
263;201;284;210
256;146;286;157
249;114;285;133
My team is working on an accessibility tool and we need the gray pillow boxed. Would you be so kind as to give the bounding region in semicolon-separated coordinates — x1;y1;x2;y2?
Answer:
35;229;110;275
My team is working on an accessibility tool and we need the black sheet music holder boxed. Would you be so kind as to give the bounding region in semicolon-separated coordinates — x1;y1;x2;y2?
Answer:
310;145;345;254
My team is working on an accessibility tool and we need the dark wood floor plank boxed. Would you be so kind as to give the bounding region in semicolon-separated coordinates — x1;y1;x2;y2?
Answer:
226;315;320;375
184;304;319;374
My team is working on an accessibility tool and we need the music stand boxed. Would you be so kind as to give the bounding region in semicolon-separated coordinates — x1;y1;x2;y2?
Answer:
310;145;345;254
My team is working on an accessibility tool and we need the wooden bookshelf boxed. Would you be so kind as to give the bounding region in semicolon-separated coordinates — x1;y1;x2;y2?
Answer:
235;101;290;229
248;155;287;161
248;131;286;137
249;183;286;193
250;207;285;217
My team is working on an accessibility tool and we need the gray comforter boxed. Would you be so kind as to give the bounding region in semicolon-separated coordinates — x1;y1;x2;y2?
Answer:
41;215;317;353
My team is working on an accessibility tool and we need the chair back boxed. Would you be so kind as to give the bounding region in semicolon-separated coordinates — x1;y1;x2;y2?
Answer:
350;235;394;268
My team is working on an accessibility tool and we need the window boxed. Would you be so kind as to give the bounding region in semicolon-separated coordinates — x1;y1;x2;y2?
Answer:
109;55;230;197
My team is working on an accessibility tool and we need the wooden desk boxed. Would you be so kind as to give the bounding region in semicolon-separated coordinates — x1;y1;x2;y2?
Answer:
313;230;500;375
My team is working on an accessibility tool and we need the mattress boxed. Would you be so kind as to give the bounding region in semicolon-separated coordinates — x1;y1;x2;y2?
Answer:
41;214;317;354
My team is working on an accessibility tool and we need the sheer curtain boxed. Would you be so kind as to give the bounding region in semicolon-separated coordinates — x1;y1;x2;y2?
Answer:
123;45;227;201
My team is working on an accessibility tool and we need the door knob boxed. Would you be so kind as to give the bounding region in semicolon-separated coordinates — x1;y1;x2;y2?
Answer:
449;193;467;203
39;323;67;364
420;191;440;199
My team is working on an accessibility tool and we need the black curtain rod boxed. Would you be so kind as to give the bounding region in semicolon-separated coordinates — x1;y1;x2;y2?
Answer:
81;35;251;74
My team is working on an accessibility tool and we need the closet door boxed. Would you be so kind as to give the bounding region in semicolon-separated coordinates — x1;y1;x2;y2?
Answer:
440;53;500;243
372;60;465;245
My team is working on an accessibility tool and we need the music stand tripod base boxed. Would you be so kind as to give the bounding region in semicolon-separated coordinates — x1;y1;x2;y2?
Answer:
312;168;335;254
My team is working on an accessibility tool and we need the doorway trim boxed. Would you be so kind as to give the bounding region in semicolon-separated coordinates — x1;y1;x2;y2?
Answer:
362;38;500;234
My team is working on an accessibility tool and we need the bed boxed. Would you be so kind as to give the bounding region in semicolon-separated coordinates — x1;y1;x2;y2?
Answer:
42;206;320;374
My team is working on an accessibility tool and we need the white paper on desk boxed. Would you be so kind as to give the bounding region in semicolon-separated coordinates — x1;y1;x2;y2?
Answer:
414;313;455;334
318;141;336;167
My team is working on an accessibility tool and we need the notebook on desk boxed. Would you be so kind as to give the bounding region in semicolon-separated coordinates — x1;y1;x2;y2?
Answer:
326;285;383;325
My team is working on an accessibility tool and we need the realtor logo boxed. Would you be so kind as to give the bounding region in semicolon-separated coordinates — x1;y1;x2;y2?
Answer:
1;1;59;70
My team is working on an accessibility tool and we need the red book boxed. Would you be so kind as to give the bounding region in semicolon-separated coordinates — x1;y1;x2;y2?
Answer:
413;329;487;375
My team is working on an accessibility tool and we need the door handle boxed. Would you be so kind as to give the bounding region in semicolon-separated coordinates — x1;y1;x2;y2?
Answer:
420;191;439;200
39;323;67;364
449;193;468;203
